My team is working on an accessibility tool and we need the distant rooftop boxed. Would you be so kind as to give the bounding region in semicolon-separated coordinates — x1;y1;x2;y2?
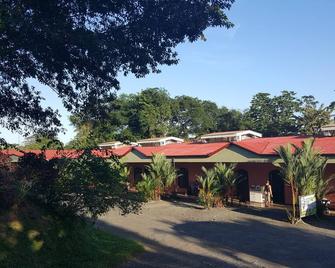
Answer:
321;123;335;131
200;130;262;142
137;136;184;146
98;141;129;150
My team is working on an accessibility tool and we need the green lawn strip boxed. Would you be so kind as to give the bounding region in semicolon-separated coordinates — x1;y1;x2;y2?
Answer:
0;205;144;267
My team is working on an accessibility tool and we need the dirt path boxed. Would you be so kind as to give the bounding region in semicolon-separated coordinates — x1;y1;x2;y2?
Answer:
97;201;335;267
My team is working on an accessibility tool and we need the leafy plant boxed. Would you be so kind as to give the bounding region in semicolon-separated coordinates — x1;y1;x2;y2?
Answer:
137;154;177;200
197;167;219;208
214;163;237;205
136;173;159;201
275;139;331;223
8;150;143;219
54;151;143;219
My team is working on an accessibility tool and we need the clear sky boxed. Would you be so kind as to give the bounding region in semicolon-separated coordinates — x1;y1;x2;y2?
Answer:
1;0;335;144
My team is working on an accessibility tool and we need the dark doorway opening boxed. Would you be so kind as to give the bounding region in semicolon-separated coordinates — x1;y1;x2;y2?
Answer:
269;170;285;204
177;168;189;189
236;169;249;202
134;167;143;184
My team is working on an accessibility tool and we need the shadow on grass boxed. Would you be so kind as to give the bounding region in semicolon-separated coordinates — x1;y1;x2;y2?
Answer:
0;205;143;267
97;210;335;268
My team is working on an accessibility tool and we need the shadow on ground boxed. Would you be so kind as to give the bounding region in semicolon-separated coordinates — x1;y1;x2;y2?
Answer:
97;207;335;267
230;206;288;222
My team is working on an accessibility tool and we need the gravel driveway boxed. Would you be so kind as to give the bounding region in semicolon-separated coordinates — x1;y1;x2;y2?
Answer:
97;200;335;268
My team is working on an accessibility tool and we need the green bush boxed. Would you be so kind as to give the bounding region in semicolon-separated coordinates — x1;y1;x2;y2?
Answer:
2;150;144;219
53;152;143;218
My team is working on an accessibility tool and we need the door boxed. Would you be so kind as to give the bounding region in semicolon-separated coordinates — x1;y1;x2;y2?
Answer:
269;170;285;204
236;169;249;202
177;168;189;189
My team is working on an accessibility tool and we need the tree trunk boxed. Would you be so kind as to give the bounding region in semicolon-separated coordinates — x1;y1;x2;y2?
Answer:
291;182;297;224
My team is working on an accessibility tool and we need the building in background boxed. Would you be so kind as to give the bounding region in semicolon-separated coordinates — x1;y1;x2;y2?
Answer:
137;137;184;147
199;130;262;143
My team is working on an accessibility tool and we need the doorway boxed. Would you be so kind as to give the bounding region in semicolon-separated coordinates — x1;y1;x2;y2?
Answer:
236;169;249;202
269;170;285;204
177;168;189;189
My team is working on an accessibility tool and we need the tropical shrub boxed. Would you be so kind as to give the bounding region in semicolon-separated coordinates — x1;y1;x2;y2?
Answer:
214;163;237;205
137;154;177;200
136;173;159;201
197;167;219;208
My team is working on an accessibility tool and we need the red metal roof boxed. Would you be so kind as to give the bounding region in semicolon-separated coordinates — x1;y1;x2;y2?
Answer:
1;146;132;160
233;136;335;155
133;142;229;157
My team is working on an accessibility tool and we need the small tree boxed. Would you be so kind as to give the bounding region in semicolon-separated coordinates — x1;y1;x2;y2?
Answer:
137;154;177;200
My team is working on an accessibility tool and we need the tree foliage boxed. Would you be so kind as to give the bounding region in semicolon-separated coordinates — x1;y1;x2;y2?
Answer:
69;88;245;146
244;91;300;136
244;91;333;137
297;96;333;136
0;151;143;219
21;134;63;150
0;0;234;140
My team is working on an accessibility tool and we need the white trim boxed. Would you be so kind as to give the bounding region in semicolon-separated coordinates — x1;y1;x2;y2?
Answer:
200;130;262;140
137;136;184;144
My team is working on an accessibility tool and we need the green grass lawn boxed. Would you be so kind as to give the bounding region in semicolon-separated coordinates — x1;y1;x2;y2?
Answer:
0;204;144;267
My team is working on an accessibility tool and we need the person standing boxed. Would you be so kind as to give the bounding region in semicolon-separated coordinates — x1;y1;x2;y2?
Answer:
264;180;273;207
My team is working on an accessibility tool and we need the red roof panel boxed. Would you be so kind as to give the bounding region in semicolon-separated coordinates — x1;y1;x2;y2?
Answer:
233;136;335;155
133;142;229;157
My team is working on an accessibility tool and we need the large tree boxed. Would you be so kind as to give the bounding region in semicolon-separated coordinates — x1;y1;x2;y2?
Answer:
171;96;208;138
244;91;300;137
0;0;234;141
297;96;333;136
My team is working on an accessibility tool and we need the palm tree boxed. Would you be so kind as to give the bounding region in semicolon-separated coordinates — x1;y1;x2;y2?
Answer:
274;143;299;224
214;163;237;205
275;138;332;223
137;173;159;200
197;167;219;208
137;154;177;200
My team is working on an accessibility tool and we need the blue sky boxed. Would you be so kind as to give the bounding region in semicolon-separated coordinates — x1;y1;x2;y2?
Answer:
1;0;335;144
